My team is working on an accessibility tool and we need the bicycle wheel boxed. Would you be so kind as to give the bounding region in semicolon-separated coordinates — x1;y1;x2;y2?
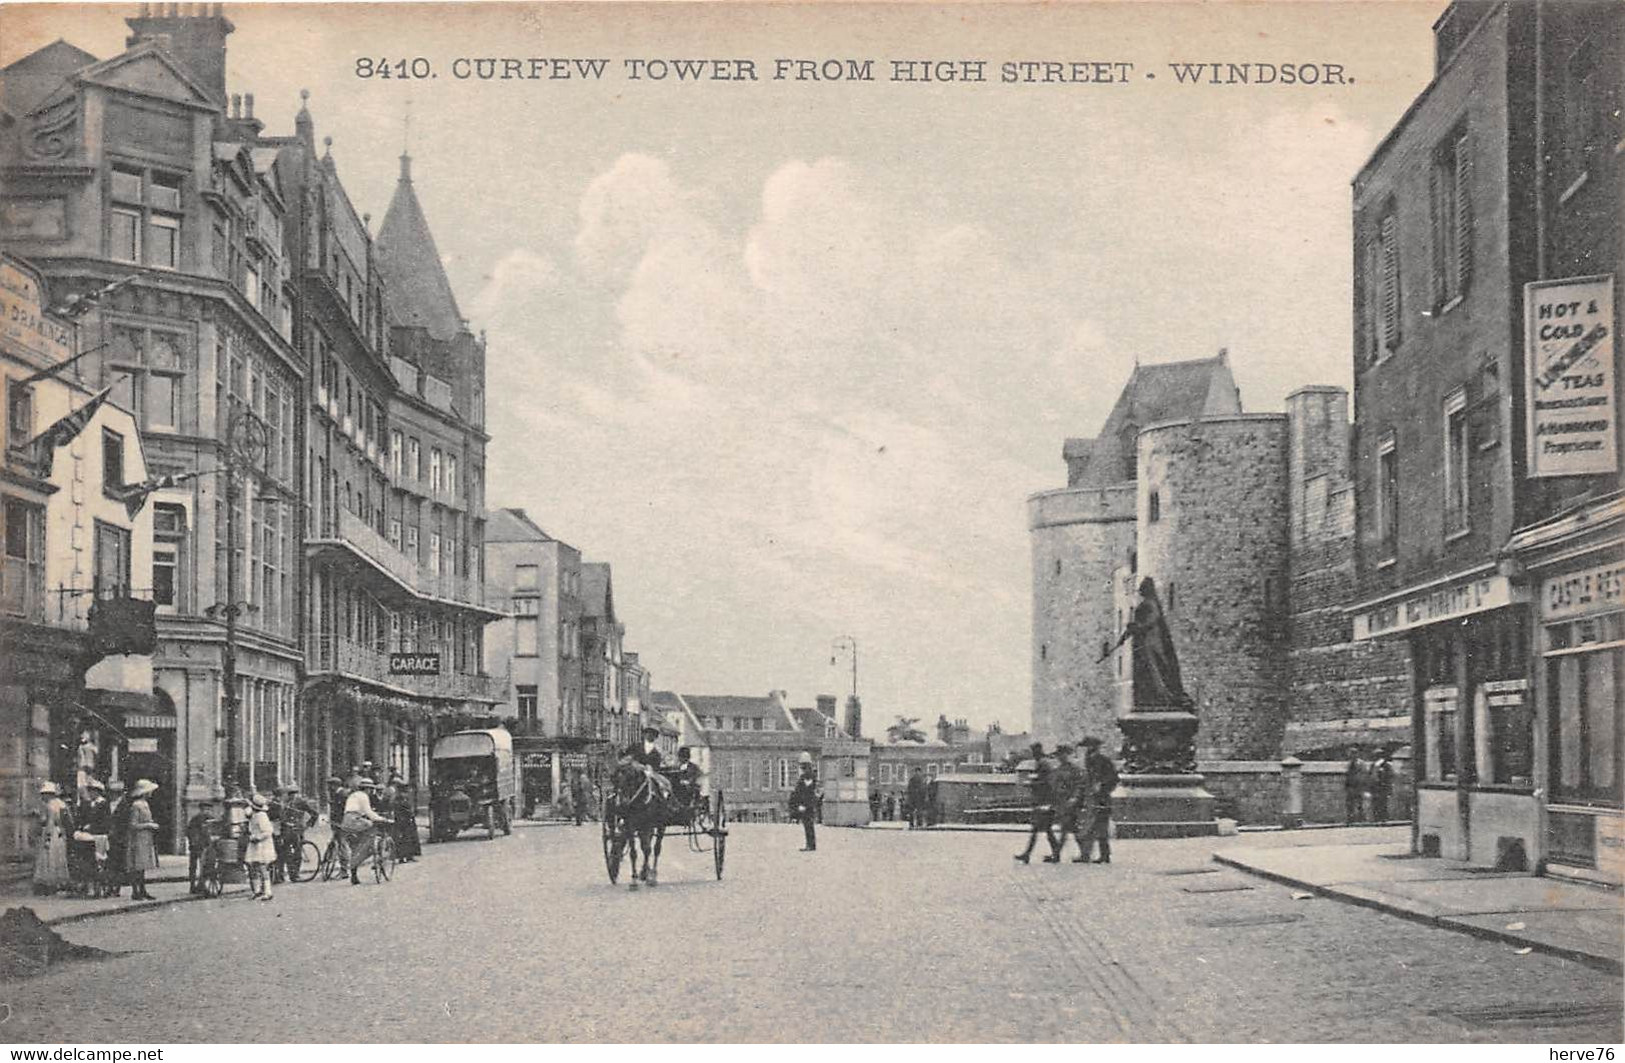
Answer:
374;837;396;883
321;839;343;881
293;839;321;883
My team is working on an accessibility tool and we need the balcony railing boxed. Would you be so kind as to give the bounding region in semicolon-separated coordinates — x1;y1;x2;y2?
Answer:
305;634;509;704
308;508;502;611
0;556;47;624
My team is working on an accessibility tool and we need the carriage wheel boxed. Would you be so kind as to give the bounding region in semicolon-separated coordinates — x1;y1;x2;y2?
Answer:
602;799;623;884
713;792;728;881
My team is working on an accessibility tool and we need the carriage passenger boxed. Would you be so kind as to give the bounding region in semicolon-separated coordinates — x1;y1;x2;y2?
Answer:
668;747;701;809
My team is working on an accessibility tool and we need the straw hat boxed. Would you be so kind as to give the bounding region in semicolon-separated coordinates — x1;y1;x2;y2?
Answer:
131;778;158;798
86;778;106;792
38;781;59;796
250;793;268;809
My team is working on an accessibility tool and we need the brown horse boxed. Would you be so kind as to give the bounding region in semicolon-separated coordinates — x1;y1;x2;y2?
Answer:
609;761;674;888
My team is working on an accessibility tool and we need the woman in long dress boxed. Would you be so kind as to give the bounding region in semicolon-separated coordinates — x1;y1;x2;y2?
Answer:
32;782;71;894
392;782;421;862
244;793;278;901
125;779;161;900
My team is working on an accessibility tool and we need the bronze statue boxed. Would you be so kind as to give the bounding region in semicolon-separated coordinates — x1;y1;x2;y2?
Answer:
1103;577;1194;710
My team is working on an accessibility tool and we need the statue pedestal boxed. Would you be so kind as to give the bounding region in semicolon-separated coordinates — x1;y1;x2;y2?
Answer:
1112;710;1218;839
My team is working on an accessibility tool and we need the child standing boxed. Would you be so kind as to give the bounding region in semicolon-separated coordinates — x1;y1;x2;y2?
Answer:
245;794;277;902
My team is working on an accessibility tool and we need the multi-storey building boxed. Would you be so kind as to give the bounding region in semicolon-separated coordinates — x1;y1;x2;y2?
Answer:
1;11;303;844
1348;0;1621;879
299;140;506;789
483;506;586;808
2;252;158;868
579;562;623;744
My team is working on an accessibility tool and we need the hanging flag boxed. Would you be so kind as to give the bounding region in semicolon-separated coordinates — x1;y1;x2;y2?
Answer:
16;340;112;387
26;386;113;476
110;468;209;520
49;269;151;319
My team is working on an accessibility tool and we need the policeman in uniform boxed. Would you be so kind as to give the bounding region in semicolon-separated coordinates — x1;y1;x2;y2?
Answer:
789;752;820;851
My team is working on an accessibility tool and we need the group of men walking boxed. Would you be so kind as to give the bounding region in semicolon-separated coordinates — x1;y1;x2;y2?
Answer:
1015;737;1119;865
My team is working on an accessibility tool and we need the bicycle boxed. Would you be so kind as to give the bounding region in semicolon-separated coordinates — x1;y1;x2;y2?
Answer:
285;835;324;883
350;824;396;883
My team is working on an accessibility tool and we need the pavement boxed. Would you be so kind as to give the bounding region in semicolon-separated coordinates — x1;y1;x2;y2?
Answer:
1213;828;1624;974
1;822;1620;1042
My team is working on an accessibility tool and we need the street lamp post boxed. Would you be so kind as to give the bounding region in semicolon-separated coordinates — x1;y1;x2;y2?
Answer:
211;408;269;796
830;635;858;701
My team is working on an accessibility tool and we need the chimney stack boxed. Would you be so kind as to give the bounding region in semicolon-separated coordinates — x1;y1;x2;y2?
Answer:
125;3;235;110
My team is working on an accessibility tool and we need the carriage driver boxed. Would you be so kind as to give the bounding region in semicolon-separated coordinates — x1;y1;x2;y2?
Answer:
625;726;672;802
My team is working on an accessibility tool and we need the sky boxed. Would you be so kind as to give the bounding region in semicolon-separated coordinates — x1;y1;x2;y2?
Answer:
2;1;1444;735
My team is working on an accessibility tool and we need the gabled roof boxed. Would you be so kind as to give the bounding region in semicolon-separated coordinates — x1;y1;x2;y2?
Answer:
580;562;614;621
0;39;98;117
680;693;797;731
71;40;216;111
789;707;838;734
485;507;553;543
376;153;464;340
1068;351;1242;487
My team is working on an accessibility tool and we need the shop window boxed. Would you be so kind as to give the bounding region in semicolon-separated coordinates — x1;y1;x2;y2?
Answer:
1474;681;1534;787
1423;686;1459;783
1549;643;1623;804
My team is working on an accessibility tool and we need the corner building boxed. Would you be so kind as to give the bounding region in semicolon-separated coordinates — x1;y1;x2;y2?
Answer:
1349;0;1622;879
1;11;304;846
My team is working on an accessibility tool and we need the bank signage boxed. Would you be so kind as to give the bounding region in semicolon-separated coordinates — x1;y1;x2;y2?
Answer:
388;652;441;675
0;255;72;363
1543;561;1625;623
1352;572;1520;640
1525;275;1617;478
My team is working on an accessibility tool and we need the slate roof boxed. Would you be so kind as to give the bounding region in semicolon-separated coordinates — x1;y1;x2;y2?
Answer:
485;507;553;544
789;707;839;734
375;154;465;340
0;40;98;117
1067;351;1242;487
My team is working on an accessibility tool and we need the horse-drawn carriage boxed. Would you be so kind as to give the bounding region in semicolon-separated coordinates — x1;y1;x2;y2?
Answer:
600;759;727;886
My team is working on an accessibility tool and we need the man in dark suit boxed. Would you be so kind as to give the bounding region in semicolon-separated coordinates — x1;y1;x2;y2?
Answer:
1014;743;1059;864
1080;736;1118;864
630;725;664;770
905;768;929;830
789;752;820;851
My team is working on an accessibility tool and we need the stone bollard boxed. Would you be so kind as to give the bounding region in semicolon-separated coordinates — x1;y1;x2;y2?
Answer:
1280;756;1304;829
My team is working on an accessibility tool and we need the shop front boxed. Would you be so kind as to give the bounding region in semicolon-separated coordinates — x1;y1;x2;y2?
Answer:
1351;565;1538;867
1510;493;1624;884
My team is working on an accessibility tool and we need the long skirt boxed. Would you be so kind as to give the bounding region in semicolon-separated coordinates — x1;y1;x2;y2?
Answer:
34;830;70;888
394;815;421;859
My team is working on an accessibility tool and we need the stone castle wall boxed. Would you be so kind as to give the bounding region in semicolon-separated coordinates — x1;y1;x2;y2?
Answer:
1028;485;1136;747
1137;415;1291;760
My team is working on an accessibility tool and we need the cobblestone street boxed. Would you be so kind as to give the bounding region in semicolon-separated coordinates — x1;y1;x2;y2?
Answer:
3;824;1620;1043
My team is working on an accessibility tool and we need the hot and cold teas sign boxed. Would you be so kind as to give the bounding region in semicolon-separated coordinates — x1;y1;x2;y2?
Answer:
1525;274;1617;478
